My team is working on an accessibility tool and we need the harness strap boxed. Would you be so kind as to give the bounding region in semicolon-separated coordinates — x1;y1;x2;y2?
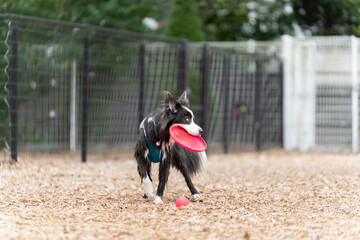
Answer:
139;119;163;163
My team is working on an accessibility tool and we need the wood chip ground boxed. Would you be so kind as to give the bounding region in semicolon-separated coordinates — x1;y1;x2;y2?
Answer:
1;149;360;239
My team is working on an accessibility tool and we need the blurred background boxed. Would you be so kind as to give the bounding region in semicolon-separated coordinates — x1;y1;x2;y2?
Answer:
1;0;359;41
1;0;360;162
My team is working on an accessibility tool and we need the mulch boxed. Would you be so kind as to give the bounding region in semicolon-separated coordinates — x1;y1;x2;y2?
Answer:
1;149;360;239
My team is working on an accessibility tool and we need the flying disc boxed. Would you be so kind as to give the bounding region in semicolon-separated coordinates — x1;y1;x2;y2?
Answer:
169;125;207;152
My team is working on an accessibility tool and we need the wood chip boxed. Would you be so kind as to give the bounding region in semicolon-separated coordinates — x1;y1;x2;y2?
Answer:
1;149;360;239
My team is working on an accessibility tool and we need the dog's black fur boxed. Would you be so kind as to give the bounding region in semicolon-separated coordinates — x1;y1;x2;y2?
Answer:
134;91;207;204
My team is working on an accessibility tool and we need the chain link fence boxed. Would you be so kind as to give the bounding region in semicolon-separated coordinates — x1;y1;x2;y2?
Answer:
282;36;360;153
0;14;283;162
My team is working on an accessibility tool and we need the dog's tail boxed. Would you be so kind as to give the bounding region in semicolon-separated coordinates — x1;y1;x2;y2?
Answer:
171;143;207;176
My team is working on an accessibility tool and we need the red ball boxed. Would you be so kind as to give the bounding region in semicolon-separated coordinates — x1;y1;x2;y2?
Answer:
176;196;190;207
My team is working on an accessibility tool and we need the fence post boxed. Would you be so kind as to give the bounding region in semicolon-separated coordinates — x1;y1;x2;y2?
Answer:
70;59;77;152
279;61;284;148
254;59;262;151
222;56;230;154
201;44;210;142
351;36;358;153
10;27;18;162
300;41;316;152
138;42;145;125
81;36;89;162
281;35;296;151
178;40;189;96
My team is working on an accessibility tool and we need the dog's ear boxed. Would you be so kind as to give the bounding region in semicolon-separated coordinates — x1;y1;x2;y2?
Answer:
178;91;189;107
164;91;178;114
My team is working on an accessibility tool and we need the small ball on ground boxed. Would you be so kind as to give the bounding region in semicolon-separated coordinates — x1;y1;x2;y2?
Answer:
176;196;190;207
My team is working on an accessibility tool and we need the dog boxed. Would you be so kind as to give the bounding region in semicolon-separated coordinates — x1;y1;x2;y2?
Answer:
134;91;207;204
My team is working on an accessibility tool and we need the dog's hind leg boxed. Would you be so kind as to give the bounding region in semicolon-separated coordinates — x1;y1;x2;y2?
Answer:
135;136;154;198
171;149;201;198
179;166;201;197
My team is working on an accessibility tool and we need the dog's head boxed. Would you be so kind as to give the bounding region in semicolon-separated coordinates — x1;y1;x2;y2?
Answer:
162;91;203;136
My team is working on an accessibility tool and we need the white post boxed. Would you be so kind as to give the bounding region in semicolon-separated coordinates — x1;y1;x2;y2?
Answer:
293;38;302;150
70;59;77;151
299;40;316;151
282;35;296;150
351;36;358;153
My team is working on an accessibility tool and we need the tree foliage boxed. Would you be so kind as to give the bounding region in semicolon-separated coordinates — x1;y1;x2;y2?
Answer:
292;0;360;36
199;0;294;41
166;0;206;41
198;0;248;41
0;0;170;33
243;0;294;40
199;0;360;41
1;0;360;40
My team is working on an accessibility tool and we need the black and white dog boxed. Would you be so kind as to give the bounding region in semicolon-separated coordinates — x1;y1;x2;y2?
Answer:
134;91;207;204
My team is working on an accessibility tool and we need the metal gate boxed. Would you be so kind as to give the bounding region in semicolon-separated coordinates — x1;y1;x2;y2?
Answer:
195;45;283;153
1;14;284;162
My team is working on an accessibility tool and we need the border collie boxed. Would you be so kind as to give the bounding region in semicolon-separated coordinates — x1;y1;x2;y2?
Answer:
134;91;207;204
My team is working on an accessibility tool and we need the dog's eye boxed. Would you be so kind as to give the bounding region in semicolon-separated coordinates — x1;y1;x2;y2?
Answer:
186;117;191;122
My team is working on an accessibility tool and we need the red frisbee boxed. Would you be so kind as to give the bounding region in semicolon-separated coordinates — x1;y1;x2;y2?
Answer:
169;125;207;152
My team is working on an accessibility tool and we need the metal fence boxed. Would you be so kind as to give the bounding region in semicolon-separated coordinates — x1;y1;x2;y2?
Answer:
0;14;283;162
282;35;360;153
191;45;283;153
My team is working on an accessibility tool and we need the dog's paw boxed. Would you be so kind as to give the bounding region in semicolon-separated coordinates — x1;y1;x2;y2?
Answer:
153;195;163;204
142;194;149;199
190;193;203;201
142;177;154;198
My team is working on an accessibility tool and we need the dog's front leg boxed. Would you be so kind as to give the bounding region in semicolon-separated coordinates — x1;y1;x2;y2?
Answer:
135;137;154;199
138;159;154;199
154;150;171;204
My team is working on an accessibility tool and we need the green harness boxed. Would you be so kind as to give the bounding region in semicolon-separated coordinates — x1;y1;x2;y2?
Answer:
139;119;163;163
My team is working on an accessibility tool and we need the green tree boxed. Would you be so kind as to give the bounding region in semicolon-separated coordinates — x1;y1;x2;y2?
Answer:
199;0;294;41
243;0;294;40
199;0;360;41
292;0;360;36
0;0;170;33
198;0;248;41
2;0;360;40
167;0;206;41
